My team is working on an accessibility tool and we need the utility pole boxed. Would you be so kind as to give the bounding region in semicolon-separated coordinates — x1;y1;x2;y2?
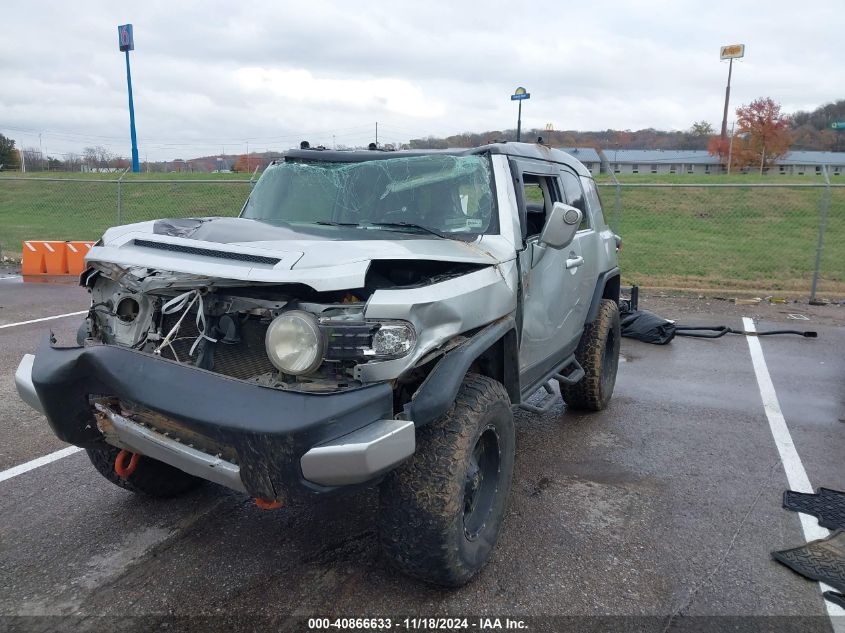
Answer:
246;141;249;172
375;122;378;147
38;132;44;171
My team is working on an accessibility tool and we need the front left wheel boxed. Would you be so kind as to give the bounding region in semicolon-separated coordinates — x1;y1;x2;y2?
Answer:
378;373;515;587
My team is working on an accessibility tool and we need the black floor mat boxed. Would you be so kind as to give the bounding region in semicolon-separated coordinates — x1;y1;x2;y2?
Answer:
783;488;845;530
772;530;845;593
824;590;845;609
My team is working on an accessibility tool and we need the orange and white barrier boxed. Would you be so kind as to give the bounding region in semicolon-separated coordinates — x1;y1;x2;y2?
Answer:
21;241;96;276
66;241;96;275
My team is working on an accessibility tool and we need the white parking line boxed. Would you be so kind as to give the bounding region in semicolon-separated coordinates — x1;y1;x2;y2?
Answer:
0;310;87;329
0;275;22;281
0;446;83;484
743;317;845;623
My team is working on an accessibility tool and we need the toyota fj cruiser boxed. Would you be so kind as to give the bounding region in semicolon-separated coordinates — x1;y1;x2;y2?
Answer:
16;142;621;586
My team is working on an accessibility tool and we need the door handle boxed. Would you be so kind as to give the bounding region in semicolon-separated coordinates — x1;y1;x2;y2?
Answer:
565;256;584;270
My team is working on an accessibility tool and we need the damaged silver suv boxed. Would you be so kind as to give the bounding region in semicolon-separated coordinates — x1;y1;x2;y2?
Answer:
16;142;621;586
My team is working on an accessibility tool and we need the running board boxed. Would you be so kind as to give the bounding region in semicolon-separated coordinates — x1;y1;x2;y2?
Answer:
518;358;585;414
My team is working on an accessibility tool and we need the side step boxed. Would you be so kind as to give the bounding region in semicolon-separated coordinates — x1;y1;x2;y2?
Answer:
518;359;585;414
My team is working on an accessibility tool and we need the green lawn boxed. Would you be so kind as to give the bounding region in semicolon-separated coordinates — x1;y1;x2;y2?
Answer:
1;172;842;296
0;176;252;261
597;184;845;294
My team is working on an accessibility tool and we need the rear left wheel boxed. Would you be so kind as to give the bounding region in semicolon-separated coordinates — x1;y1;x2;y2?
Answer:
560;298;621;411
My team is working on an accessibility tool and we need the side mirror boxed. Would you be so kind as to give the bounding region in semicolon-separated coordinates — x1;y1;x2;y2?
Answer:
539;202;582;249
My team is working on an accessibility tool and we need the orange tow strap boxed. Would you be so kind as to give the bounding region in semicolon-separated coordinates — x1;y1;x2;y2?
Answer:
114;449;141;478
254;498;283;510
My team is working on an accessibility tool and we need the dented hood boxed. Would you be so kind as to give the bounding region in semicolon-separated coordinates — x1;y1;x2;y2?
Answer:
86;217;499;291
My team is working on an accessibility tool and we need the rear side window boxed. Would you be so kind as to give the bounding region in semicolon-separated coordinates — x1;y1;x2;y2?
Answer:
560;169;590;230
580;177;606;228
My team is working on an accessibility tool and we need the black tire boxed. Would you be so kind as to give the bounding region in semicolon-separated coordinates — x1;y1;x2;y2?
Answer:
86;444;204;498
560;298;621;411
378;373;515;587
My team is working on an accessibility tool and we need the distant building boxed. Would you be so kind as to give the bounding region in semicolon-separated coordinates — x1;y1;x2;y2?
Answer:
557;147;602;176
775;151;845;177
603;149;721;176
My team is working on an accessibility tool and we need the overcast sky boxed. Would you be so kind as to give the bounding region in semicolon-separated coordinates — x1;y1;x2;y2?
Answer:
1;1;842;161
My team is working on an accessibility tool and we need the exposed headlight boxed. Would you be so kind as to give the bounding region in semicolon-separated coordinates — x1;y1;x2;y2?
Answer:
265;310;325;375
368;322;416;358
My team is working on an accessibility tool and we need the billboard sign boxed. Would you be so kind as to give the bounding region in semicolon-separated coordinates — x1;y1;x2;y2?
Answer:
831;122;845;130
511;86;530;101
720;44;745;60
118;24;134;52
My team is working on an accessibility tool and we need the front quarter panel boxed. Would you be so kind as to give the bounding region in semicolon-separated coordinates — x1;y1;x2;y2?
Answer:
356;261;518;383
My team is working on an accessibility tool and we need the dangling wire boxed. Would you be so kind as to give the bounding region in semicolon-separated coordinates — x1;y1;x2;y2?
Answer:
153;289;218;359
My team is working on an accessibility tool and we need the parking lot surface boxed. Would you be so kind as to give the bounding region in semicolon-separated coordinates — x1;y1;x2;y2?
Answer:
1;277;843;631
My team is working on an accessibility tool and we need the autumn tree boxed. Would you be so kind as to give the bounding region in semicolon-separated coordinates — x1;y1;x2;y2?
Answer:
232;154;251;172
734;97;792;173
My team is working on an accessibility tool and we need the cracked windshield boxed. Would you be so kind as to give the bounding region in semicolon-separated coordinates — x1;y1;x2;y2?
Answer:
242;153;496;237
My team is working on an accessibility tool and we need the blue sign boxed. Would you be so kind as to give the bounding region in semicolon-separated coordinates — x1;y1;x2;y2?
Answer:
511;92;530;101
832;122;845;130
118;24;134;52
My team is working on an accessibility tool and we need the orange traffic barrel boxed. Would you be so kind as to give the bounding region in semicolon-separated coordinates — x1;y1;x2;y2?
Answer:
21;241;47;275
66;241;95;275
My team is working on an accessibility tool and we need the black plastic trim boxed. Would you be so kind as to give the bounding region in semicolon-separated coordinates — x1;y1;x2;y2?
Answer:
586;267;621;323
404;317;517;427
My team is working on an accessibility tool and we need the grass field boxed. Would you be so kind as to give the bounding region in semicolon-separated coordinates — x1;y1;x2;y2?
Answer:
596;183;845;294
1;172;842;296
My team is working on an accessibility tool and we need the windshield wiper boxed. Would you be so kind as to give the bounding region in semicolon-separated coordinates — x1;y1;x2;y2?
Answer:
313;221;359;227
364;222;447;239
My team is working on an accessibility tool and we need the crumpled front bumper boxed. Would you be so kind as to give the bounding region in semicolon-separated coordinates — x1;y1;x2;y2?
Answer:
15;337;415;501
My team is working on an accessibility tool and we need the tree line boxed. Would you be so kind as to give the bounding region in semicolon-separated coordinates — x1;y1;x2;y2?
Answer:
1;99;841;173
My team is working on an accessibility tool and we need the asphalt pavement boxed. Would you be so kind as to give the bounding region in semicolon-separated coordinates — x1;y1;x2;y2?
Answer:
0;277;843;632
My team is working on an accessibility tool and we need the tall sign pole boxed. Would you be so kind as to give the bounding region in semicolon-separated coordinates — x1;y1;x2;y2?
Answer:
719;44;745;144
119;24;140;173
511;87;530;142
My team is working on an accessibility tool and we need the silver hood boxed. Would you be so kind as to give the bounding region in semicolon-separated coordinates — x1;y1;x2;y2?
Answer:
86;217;500;291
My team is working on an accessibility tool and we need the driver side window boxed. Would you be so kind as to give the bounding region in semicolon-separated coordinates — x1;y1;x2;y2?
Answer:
521;174;562;238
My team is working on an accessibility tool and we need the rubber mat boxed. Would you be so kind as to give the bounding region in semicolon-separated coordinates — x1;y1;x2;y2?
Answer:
772;530;845;593
824;591;845;609
783;488;845;530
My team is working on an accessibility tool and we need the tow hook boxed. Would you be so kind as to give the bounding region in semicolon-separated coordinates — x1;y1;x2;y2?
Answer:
114;449;141;478
254;498;283;510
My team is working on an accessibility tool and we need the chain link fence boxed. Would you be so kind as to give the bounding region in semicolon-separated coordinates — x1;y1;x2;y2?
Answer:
597;179;844;298
0;175;842;299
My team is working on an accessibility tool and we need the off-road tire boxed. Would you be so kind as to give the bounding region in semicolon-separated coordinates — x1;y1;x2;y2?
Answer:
378;373;515;587
560;298;621;411
86;444;203;498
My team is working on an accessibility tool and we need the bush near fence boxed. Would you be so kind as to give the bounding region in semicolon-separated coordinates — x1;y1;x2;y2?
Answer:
0;175;841;297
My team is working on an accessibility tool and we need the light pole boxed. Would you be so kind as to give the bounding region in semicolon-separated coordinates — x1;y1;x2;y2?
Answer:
118;24;140;173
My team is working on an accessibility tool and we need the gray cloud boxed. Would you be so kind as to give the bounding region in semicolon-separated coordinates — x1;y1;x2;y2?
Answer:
1;0;842;160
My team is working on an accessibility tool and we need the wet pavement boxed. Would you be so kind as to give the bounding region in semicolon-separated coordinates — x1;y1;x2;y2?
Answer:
0;277;843;631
